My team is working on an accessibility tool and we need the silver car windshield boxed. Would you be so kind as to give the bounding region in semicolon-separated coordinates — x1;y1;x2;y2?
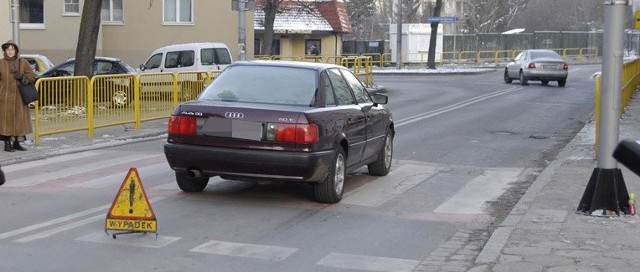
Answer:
200;66;318;106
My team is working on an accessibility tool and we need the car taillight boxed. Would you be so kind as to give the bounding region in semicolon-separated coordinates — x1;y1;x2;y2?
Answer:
563;63;569;70
267;123;319;144
168;115;196;135
528;63;536;69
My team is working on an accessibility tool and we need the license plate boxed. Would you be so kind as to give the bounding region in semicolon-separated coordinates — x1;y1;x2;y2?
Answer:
201;118;262;140
543;64;557;69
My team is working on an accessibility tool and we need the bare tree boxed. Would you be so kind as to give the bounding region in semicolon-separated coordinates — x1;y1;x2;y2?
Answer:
74;0;102;77
463;0;526;34
427;0;442;69
261;0;281;56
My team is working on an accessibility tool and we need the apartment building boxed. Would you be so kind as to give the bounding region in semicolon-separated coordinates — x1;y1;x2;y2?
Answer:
0;0;351;68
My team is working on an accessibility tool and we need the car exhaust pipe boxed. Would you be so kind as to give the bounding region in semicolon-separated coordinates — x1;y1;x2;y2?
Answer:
187;169;203;179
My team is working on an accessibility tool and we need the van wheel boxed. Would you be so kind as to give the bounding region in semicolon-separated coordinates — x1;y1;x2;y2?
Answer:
176;171;209;192
558;79;566;87
314;147;346;204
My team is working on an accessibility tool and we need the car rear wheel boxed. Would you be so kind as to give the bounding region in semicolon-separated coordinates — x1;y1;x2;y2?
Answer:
558;79;566;87
314;147;346;204
176;171;210;192
503;69;512;83
519;71;528;85
368;129;393;176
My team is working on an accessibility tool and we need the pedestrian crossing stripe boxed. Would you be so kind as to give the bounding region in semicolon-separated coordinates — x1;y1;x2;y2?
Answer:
105;168;157;233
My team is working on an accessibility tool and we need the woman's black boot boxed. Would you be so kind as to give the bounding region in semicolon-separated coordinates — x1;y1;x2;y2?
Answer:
4;141;14;152
13;141;26;151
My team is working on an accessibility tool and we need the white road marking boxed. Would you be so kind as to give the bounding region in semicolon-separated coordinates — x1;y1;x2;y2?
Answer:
76;231;180;248
6;197;165;243
190;240;298;261
395;87;519;128
2;151;101;172
434;169;522;214
342;164;438;207
5;153;161;187
0;204;112;241
68;162;170;188
316;253;418;272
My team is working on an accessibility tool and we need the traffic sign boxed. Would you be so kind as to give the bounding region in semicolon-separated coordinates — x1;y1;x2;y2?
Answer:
427;16;459;23
105;168;157;235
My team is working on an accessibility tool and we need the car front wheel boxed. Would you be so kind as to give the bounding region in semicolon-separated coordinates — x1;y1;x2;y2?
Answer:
314;147;346;204
176;171;210;192
503;69;512;83
368;129;393;176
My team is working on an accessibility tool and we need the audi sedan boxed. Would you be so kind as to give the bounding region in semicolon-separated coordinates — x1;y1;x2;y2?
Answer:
504;49;569;87
164;61;394;203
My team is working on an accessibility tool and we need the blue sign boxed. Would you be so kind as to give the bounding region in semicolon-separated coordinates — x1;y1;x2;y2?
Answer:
427;16;459;23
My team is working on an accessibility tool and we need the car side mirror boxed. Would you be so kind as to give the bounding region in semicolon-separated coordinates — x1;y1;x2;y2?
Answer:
371;93;388;105
139;64;146;71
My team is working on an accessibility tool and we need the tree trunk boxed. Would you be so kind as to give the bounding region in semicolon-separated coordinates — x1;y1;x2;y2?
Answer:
427;0;442;69
261;0;280;56
74;0;102;77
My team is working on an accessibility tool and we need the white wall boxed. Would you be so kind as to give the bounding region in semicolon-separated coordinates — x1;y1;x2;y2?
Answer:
389;24;443;64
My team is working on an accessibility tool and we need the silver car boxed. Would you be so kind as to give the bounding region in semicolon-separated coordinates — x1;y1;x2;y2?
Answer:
504;49;569;87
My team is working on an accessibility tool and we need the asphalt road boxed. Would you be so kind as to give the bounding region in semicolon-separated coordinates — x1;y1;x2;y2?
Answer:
0;64;601;271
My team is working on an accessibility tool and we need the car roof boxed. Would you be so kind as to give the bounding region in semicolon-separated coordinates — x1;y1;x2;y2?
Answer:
64;56;124;62
154;42;229;52
228;60;345;71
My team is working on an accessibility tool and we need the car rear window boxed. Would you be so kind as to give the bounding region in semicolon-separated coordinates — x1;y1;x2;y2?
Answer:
530;51;561;59
200;65;317;106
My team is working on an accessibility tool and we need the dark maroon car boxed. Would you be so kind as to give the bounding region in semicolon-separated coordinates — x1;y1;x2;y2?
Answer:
164;61;394;203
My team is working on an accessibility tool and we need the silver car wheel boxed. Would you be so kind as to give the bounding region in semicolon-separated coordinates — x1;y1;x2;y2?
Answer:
383;135;392;169
112;90;128;107
334;153;345;195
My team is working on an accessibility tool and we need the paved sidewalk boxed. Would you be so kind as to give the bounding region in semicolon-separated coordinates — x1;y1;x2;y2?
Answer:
467;94;640;272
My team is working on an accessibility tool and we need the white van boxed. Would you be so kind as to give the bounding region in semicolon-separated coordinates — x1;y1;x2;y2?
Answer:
140;42;233;73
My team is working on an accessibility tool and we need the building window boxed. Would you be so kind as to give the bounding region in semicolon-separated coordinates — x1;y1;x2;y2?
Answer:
64;0;80;15
102;0;123;23
164;0;193;24
306;39;321;56
19;0;44;28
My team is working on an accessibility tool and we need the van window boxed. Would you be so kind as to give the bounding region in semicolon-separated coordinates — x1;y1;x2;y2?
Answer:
165;50;195;68
144;53;162;69
201;48;215;65
214;48;231;65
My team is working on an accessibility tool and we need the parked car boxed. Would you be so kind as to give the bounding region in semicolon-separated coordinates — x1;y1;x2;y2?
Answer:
163;61;395;203
38;57;137;107
21;54;55;75
504;49;569;87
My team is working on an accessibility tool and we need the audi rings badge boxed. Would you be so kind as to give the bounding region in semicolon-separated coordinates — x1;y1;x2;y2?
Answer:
225;112;245;119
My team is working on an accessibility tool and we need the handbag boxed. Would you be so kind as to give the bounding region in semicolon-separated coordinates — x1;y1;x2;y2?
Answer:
17;58;39;105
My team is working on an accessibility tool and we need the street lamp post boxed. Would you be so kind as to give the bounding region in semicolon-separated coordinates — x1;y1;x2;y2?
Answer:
577;0;631;216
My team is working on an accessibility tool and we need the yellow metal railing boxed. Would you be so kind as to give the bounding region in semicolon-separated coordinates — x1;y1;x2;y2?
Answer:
34;70;220;145
595;58;640;153
440;47;599;65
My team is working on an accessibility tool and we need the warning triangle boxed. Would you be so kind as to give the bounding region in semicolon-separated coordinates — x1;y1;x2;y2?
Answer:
107;168;156;220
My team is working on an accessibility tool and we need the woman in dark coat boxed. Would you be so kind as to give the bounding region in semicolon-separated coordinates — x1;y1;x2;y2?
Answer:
0;40;36;152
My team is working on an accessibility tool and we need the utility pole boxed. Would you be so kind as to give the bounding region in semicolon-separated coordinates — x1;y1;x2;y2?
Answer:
577;0;630;216
238;0;247;61
11;0;20;44
395;0;402;69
